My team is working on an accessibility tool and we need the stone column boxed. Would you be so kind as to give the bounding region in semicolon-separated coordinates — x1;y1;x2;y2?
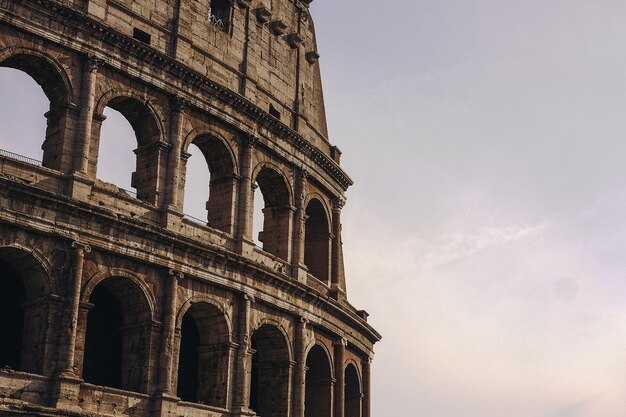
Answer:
331;198;346;298
362;356;372;417
163;98;187;212
233;294;253;412
291;170;308;282
292;317;308;417
158;269;183;394
59;241;91;377
333;338;347;417
75;56;101;174
236;135;256;255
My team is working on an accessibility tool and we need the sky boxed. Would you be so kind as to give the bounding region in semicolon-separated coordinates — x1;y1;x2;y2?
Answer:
2;1;626;416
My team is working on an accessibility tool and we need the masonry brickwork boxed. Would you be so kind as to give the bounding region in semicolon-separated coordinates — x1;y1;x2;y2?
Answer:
0;1;380;417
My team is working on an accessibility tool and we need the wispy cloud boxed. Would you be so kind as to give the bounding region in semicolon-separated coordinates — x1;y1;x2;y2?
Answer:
548;399;593;417
413;222;548;270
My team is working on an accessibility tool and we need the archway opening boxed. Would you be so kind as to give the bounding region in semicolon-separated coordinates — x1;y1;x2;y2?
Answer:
97;106;137;192
0;54;70;170
82;277;152;393
176;302;230;407
0;247;50;374
0;261;25;370
177;312;200;402
182;135;235;232
304;199;330;283
304;345;332;417
250;324;290;417
345;363;362;417
94;96;161;203
253;168;291;261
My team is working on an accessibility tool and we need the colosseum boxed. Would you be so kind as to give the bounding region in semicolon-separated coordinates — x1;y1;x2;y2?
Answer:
0;0;380;417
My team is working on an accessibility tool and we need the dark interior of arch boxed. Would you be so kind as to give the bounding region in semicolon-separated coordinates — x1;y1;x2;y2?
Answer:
189;135;235;232
345;363;362;417
83;277;151;393
255;168;291;260
304;199;330;283
0;248;50;374
305;345;332;417
250;324;290;417
177;302;230;407
100;96;161;203
1;54;69;170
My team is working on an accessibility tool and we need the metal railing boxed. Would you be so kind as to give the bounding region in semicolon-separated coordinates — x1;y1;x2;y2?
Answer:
0;148;42;166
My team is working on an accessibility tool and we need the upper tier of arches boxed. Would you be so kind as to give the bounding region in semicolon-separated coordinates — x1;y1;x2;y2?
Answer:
0;46;345;288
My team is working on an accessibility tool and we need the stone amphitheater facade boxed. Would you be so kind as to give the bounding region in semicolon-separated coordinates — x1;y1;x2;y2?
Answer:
0;1;380;417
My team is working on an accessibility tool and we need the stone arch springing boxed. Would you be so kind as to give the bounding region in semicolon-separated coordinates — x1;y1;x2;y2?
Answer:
81;276;154;393
175;300;231;407
304;197;331;283
182;132;237;233
92;91;164;204
0;246;53;375
0;48;73;171
250;323;292;417
305;344;333;417
252;165;293;261
345;362;362;417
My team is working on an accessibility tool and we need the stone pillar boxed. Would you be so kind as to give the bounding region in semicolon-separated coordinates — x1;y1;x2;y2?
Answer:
331;198;346;299
291;170;308;282
163;98;187;213
236;135;256;256
292;317;308;417
362;356;372;417
334;338;347;417
75;56;101;174
158;269;183;394
59;241;91;377
233;294;253;413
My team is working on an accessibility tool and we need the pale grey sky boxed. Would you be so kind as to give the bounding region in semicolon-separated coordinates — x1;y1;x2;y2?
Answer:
310;1;626;416
2;2;626;416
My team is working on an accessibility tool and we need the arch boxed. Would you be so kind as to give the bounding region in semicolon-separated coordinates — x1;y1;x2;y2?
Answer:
250;323;292;417
175;301;231;407
92;90;165;203
0;246;53;374
82;268;156;321
181;130;238;232
82;275;154;393
304;197;331;283
251;164;293;261
0;47;74;171
344;362;362;417
305;344;333;417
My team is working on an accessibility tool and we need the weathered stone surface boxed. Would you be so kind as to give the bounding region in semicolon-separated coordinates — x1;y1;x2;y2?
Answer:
0;1;380;417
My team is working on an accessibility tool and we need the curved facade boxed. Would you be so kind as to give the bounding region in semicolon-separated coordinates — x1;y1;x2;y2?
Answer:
0;1;380;417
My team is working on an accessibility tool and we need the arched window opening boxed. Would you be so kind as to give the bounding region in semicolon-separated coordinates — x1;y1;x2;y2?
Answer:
0;248;50;374
177;313;200;402
176;302;230;407
0;262;26;370
250;324;291;417
254;168;292;261
304;200;331;283
345;364;362;417
304;345;332;417
209;0;231;32
94;96;161;204
82;277;152;393
0;54;70;171
0;248;50;375
97;106;136;192
182;136;235;233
